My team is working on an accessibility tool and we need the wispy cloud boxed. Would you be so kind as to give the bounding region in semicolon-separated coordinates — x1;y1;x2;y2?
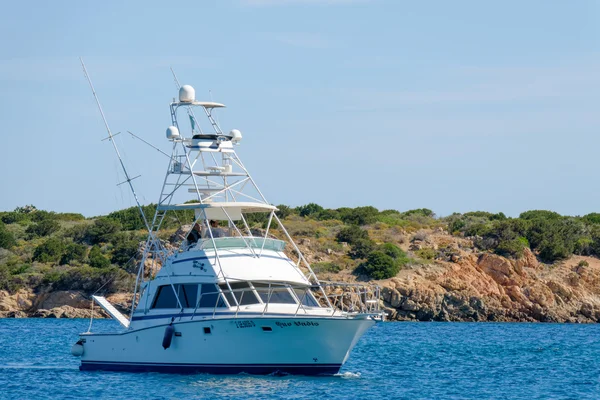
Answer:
333;62;600;110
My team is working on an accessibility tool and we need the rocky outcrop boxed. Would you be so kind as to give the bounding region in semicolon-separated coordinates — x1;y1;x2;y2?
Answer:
380;244;600;323
0;289;126;319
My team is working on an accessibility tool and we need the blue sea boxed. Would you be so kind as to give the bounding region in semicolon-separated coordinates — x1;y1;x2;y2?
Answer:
0;319;599;399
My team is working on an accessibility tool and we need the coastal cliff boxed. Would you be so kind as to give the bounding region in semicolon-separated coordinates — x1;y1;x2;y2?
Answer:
2;205;600;322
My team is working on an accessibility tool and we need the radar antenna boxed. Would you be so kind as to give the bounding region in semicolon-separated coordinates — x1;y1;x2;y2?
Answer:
79;57;151;233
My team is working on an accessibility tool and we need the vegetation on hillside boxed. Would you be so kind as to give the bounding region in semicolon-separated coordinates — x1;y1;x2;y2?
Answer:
1;203;599;294
445;210;600;263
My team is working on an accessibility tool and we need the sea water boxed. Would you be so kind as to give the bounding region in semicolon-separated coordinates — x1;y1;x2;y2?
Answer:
0;319;599;399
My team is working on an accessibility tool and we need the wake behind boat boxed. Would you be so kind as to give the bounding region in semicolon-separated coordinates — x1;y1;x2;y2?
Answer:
72;66;383;375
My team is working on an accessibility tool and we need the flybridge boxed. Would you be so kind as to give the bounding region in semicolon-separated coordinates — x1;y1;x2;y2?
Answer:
134;81;326;307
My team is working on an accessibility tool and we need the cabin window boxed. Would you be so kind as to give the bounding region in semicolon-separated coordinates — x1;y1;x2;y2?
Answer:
293;288;320;307
198;284;226;308
152;285;179;309
253;283;297;304
229;282;260;306
179;284;198;308
152;284;200;309
218;285;236;307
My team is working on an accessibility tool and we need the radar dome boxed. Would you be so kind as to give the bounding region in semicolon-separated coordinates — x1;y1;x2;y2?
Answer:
166;126;180;140
179;85;195;102
230;129;242;144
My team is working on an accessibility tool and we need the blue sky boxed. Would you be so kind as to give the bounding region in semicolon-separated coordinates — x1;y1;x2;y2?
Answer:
0;0;598;217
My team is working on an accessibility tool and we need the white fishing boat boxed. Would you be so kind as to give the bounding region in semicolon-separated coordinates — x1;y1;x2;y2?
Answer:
72;63;383;375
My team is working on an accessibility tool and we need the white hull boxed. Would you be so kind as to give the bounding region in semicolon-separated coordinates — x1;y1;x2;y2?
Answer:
79;315;376;375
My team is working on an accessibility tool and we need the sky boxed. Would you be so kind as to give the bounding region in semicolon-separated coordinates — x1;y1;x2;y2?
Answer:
0;0;598;218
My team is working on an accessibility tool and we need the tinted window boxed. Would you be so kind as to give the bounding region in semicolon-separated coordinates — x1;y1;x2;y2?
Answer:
293;288;319;307
218;284;236;306
219;282;260;306
179;284;198;308
269;289;296;304
152;285;178;308
198;284;226;308
253;283;297;304
231;282;260;305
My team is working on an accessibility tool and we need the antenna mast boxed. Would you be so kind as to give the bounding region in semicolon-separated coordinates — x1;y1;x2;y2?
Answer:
80;57;151;232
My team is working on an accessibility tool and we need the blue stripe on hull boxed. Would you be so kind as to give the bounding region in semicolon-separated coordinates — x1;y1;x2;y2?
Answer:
80;361;342;376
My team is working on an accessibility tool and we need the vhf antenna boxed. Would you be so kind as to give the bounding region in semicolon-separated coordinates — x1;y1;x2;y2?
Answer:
80;57;151;233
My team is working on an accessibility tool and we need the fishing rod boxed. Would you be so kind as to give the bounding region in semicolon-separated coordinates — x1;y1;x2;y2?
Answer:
79;57;151;233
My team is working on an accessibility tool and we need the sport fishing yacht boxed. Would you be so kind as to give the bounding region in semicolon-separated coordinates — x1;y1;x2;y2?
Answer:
72;72;383;375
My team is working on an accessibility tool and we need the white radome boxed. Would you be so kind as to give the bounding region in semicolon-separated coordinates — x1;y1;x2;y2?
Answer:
179;85;195;102
230;129;242;144
166;126;180;140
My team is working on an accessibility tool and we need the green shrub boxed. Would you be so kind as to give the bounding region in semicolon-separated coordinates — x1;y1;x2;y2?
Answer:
312;262;342;274
33;238;66;263
463;211;506;221
105;205;155;231
42;266;131;293
583;213;600;225
416;247;436;260
244;211;269;227
56;213;85;221
0;265;21;293
348;238;375;259
339;206;379;226
538;236;571;263
275;205;294;219
85;218;122;244
26;219;60;238
574;237;594;256
0;225;16;249
64;224;89;243
336;225;369;245
88;246;111;268
60;243;88;265
403;208;435;218
361;251;400;280
110;233;140;266
519;210;562;221
495;237;528;258
317;209;341;221
1;211;28;224
296;203;324;218
378;243;404;259
29;210;57;223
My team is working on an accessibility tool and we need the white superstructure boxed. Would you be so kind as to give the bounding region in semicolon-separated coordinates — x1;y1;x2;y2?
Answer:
73;77;383;375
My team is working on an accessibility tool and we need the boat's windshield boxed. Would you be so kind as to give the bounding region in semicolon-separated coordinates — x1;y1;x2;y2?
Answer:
149;281;320;309
190;237;286;252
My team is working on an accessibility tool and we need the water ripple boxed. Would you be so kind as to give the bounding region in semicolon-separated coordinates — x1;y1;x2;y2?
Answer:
1;319;600;399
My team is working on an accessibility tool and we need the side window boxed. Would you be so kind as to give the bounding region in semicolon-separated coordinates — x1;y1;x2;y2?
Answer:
293;288;320;307
152;285;178;308
229;282;260;306
253;283;297;304
179;284;198;308
218;284;236;306
198;284;226;308
269;289;296;304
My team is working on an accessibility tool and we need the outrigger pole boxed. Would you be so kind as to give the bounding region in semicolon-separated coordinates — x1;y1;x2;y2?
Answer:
79;57;151;233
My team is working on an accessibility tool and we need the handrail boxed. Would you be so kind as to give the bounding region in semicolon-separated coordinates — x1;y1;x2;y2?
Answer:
152;281;381;319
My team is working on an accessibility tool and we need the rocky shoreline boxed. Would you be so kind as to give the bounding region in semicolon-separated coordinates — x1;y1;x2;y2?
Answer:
3;232;600;323
378;239;600;323
0;289;129;319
